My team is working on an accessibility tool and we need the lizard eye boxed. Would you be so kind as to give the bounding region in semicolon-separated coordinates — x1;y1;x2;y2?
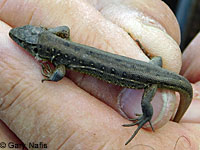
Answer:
33;48;38;53
46;48;51;53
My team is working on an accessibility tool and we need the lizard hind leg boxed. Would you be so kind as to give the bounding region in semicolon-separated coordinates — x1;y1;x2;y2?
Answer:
122;84;157;145
135;39;163;68
149;56;162;67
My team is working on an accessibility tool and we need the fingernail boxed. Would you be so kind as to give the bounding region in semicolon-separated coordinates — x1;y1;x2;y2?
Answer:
118;88;176;129
118;88;144;119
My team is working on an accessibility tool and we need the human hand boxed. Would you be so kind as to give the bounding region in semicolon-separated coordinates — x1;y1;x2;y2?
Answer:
0;0;199;149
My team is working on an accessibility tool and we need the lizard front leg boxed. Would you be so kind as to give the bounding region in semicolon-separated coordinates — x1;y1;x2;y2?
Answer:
41;63;66;82
47;26;70;40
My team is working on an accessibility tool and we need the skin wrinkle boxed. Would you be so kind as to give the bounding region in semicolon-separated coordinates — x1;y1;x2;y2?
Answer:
12;87;63;137
56;130;76;150
0;51;43;113
97;144;108;150
5;109;29;139
1;82;24;111
27;6;36;25
32;118;67;149
14;93;51;139
96;143;107;150
6;89;38;128
19;88;43;109
25;84;106;148
42;102;76;134
0;54;19;71
91;31;97;49
90;31;98;49
83;26;92;44
0;79;23;111
47;121;76;148
0;0;7;10
18;99;52;142
6;106;23;129
57;129;96;150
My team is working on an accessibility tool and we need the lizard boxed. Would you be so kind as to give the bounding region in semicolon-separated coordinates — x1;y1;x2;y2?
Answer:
9;25;193;145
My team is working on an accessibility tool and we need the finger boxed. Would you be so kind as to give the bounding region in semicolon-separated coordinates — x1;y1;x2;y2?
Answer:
180;83;200;123
179;33;200;123
180;32;200;83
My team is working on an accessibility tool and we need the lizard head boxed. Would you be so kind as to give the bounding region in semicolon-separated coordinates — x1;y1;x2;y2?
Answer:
9;25;47;57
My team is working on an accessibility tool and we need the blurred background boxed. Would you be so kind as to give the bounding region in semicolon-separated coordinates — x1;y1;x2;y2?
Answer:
163;0;200;50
